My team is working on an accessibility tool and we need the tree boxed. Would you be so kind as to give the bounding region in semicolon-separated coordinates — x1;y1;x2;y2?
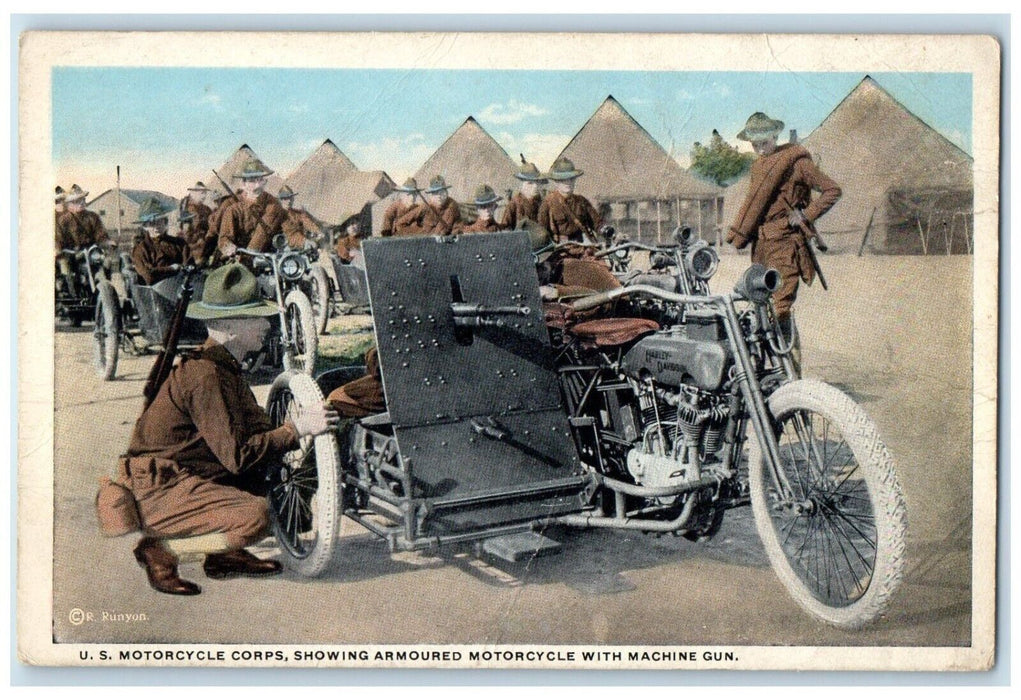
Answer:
690;130;755;187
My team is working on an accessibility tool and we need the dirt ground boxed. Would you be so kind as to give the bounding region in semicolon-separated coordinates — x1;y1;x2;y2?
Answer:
46;253;974;649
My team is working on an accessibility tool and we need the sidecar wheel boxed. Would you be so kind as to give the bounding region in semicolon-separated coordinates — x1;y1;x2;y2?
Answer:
93;281;121;380
281;290;318;375
748;379;907;629
308;262;332;335
265;370;342;577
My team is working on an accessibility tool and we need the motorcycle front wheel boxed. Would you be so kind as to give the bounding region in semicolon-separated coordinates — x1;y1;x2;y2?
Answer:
748;379;907;629
308;262;332;336
281;289;318;375
93;281;121;380
265;370;342;577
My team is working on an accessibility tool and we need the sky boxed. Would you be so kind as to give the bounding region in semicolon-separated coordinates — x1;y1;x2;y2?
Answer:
51;68;972;201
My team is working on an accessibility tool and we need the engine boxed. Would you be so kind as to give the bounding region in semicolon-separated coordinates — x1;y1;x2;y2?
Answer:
624;382;729;493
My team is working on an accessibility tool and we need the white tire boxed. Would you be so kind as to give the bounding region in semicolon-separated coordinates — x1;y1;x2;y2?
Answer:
265;371;342;577
748;379;907;628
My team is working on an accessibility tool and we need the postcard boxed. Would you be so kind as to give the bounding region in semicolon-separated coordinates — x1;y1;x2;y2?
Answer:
17;31;999;670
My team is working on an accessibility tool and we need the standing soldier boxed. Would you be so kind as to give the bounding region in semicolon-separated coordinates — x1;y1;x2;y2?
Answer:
462;185;503;234
380;178;422;237
537;157;601;244
726;112;841;364
54;185;79;296
101;263;338;595
57;183;111;249
395;175;462;235
501;156;546;230
217;158;288;257
277;185;324;249
131;198;188;285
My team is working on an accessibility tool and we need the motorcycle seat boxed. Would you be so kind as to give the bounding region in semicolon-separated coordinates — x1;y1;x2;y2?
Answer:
567;317;660;347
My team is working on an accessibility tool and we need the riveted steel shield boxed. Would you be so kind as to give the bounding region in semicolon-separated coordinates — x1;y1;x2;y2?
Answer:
362;232;587;533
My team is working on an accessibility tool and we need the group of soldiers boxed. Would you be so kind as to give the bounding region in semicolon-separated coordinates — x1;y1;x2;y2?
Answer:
88;110;839;598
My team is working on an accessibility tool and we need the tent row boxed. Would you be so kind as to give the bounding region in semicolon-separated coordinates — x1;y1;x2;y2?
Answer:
88;77;974;254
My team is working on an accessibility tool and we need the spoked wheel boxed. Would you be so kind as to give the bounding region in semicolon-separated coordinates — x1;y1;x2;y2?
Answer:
265;371;341;577
281;289;318;375
748;379;907;628
93;281;121;380
308;263;332;335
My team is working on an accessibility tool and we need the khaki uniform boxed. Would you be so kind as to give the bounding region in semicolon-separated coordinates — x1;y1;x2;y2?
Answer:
326;347;385;418
728;144;841;318
184;199;213;238
500;193;542;230
122;340;299;549
131;234;188;285
461;217;501;234
380;200;417;237
217;191;288;253
395;197;462;236
281;207;321;249
537;190;601;243
55;209;109;250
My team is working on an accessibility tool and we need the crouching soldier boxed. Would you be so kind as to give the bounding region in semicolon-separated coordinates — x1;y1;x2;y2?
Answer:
98;263;338;595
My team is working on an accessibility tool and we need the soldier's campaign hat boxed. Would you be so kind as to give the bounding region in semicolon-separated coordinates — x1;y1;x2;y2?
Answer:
233;157;275;180
515;156;548;183
187;263;278;320
66;184;89;202
55;186;66;203
424;175;451;194
736;112;785;142
187;181;210;192
395;178;421;194
278;185;297;200
134;197;173;224
546;157;583;181
473;184;502;207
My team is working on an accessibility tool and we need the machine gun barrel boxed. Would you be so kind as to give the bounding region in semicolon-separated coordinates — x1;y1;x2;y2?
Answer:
450;303;531;328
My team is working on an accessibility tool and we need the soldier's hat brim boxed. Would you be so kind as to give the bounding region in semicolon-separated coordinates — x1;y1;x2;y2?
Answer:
395;185;421;193
737;115;785;142
547;168;583;181
424;184;451;194
134;211;172;225
186;298;279;320
515;172;548;183
474;193;502;207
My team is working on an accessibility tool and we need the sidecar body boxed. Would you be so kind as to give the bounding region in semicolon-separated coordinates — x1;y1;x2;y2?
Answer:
310;232;596;555
123;270;208;346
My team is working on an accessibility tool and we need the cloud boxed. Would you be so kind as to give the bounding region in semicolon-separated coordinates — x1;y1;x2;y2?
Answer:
478;100;549;125
495;131;571;170
198;91;223;111
344;134;436;181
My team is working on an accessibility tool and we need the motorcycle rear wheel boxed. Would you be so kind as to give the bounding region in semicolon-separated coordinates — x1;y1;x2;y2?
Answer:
748;379;907;628
265;371;342;577
282;289;318;375
93;281;120;380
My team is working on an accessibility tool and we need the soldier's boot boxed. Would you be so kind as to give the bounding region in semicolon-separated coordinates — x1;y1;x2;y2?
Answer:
203;548;283;579
133;537;201;595
778;316;802;378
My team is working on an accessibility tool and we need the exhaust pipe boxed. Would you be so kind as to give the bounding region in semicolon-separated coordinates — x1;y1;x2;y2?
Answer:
734;264;781;304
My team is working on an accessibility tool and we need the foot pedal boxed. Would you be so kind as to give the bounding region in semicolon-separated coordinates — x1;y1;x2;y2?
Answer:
480;532;561;563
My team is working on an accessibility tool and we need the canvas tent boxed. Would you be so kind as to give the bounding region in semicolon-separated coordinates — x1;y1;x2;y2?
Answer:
281;139;359;221
412;116;519;215
207;144;285;199
86;188;178;248
720;76;973;254
555;96;722;242
282;139;394;227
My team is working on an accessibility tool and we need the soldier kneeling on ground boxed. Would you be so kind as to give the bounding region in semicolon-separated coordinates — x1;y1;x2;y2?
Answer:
97;263;338;595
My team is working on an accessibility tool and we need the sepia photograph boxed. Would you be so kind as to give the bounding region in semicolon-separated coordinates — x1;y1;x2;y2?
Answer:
16;30;999;671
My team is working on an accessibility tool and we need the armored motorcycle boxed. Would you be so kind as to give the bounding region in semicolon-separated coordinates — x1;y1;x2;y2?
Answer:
265;230;907;629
